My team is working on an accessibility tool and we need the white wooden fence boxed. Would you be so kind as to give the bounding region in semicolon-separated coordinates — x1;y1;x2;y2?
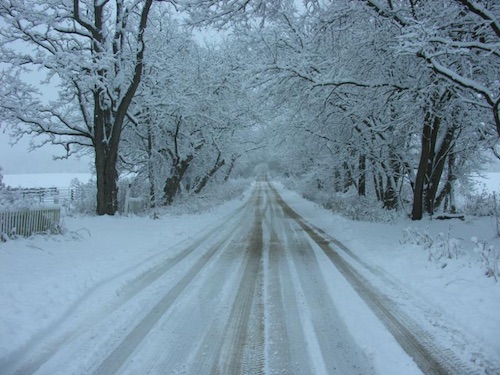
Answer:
0;207;61;238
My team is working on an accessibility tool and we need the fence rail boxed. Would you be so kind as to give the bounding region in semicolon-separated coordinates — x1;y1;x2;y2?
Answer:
6;187;61;205
0;207;61;238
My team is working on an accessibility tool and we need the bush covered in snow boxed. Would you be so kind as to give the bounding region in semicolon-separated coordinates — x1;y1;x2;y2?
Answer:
471;237;500;282
67;178;97;215
463;190;498;217
283;176;401;222
161;177;251;215
0;167;26;211
65;173;250;217
0;187;35;212
401;227;500;281
400;226;463;261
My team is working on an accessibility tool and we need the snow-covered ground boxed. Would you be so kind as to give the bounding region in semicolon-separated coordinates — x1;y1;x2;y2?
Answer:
0;174;499;373
0;193;249;364
3;173;93;189
276;184;500;367
473;171;500;194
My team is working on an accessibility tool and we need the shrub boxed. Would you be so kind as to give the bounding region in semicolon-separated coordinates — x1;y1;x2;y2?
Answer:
401;225;463;262
463;189;496;217
471;237;500;282
285;176;401;222
68;178;96;214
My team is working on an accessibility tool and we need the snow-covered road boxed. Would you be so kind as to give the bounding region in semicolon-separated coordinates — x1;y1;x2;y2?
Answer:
2;181;499;374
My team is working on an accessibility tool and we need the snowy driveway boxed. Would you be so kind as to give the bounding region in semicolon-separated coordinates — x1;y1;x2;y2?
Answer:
2;181;497;375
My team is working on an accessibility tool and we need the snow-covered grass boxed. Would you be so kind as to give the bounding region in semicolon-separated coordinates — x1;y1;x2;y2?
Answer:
0;192;248;363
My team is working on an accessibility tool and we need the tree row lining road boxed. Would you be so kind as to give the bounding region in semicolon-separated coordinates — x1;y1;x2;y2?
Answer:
7;181;496;375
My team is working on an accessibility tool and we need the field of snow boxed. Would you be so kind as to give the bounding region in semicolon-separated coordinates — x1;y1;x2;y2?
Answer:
473;172;500;194
3;173;93;189
0;174;499;373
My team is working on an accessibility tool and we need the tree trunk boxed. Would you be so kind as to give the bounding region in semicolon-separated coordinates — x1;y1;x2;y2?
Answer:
424;124;454;215
147;126;157;209
163;174;181;205
434;141;457;213
163;156;193;205
92;0;153;215
383;176;397;209
342;161;353;192
412;89;453;220
93;77;120;215
95;142;119;215
378;155;400;210
194;154;225;194
358;154;366;196
373;173;383;202
224;156;239;182
412;112;433;220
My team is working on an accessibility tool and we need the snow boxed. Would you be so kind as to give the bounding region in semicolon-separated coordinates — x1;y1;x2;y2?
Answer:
0;194;248;370
473;172;500;194
1;174;500;374
274;182;500;369
427;54;495;102
309;233;422;375
3;173;93;189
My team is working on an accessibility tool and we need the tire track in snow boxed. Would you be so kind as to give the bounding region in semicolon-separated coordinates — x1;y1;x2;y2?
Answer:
92;186;264;375
269;182;482;375
193;183;373;375
270;192;374;375
263;199;297;375
139;198;261;374
7;186;262;375
207;190;265;375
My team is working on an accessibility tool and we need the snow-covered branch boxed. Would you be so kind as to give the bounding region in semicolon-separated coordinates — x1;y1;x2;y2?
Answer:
455;0;500;38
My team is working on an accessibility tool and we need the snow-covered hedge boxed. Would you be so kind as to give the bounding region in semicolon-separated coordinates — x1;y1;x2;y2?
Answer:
284;176;400;222
67;178;97;215
463;190;499;217
162;177;251;215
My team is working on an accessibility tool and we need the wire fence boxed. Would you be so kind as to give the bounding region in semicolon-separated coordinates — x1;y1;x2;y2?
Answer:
2;186;91;206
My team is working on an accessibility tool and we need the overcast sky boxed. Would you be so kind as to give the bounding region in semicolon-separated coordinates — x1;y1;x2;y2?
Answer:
0;130;91;174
